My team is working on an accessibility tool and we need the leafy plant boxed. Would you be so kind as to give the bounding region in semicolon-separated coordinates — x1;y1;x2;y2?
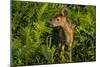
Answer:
11;1;96;66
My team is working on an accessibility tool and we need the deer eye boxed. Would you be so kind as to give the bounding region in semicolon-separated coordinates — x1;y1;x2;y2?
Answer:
56;18;60;21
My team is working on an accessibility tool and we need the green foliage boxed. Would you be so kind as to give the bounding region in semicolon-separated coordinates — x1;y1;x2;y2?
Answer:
11;1;96;66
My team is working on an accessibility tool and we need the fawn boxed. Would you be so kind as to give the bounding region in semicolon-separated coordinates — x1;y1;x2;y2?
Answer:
49;8;74;62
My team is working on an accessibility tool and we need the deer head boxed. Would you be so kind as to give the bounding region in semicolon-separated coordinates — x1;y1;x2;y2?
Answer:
49;8;68;27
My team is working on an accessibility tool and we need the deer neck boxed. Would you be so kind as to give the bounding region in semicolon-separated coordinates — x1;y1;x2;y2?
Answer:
61;21;73;35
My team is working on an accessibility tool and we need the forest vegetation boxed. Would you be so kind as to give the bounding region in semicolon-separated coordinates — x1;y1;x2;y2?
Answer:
11;1;96;66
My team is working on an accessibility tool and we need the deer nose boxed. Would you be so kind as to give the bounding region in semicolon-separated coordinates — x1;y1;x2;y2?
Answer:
47;21;53;27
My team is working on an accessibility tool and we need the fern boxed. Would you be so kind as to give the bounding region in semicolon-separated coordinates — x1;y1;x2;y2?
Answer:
11;1;96;66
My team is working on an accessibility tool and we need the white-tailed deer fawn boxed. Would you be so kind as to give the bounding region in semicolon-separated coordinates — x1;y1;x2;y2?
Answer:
50;8;74;62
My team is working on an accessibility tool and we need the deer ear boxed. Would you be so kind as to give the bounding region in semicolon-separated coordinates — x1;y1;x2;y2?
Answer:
60;8;67;17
